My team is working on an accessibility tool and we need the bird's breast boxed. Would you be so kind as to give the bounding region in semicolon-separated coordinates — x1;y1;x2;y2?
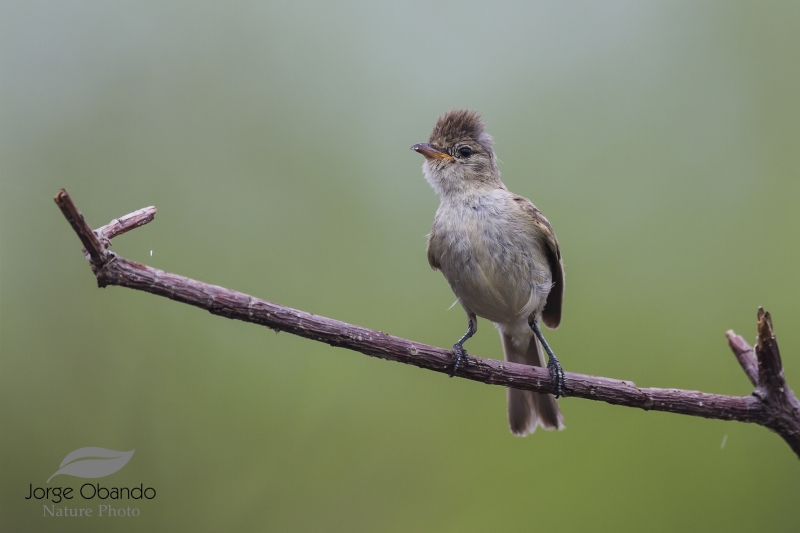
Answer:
431;194;551;322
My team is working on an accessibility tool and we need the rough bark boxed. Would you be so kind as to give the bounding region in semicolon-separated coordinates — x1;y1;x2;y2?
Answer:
54;189;800;459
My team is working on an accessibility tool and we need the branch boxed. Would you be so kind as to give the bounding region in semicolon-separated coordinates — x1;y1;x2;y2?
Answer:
54;189;108;268
94;206;157;242
726;330;758;386
76;206;157;261
752;309;800;455
54;189;800;459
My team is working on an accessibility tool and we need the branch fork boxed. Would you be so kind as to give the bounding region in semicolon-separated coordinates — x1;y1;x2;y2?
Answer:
54;189;800;459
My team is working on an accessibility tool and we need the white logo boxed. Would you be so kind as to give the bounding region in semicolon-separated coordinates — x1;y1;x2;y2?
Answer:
47;448;135;483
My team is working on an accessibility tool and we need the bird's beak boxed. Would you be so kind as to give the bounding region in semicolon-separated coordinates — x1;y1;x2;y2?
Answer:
411;143;454;161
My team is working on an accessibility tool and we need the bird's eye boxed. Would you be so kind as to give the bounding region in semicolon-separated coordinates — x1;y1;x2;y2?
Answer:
458;146;473;158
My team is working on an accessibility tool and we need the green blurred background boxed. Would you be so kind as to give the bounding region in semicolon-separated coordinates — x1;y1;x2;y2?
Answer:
2;1;799;531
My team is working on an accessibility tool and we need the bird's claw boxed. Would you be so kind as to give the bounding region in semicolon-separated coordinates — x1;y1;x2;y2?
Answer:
450;343;468;377
547;355;566;398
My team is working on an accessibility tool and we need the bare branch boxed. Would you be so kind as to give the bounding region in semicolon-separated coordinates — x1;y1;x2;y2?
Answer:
95;206;157;242
54;190;800;460
93;254;767;422
54;189;107;267
726;330;758;386
78;205;157;261
751;308;800;456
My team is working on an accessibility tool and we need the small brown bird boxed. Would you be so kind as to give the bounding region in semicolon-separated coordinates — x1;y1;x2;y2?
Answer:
412;109;566;435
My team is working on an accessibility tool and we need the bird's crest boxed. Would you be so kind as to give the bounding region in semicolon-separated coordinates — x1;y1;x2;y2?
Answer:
429;109;493;151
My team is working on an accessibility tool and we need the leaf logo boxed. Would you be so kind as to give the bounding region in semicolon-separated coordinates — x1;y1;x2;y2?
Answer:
47;447;135;483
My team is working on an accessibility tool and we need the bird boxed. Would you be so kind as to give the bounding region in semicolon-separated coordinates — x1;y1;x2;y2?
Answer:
411;109;566;435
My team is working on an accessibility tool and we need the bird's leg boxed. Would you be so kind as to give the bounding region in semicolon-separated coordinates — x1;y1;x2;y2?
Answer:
450;315;476;377
530;318;566;398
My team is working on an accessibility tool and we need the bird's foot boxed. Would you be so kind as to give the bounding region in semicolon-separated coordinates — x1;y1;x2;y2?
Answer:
450;343;468;377
547;354;566;398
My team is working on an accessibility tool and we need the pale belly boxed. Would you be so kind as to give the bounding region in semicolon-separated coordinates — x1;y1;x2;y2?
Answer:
433;196;552;324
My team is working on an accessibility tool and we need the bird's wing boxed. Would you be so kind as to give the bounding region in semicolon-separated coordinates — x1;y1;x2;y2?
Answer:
426;229;441;271
512;195;564;329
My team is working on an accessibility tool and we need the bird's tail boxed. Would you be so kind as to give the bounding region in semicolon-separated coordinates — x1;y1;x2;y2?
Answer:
500;327;564;435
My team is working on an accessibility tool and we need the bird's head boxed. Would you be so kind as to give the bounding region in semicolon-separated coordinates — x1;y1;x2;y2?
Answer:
411;109;500;197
